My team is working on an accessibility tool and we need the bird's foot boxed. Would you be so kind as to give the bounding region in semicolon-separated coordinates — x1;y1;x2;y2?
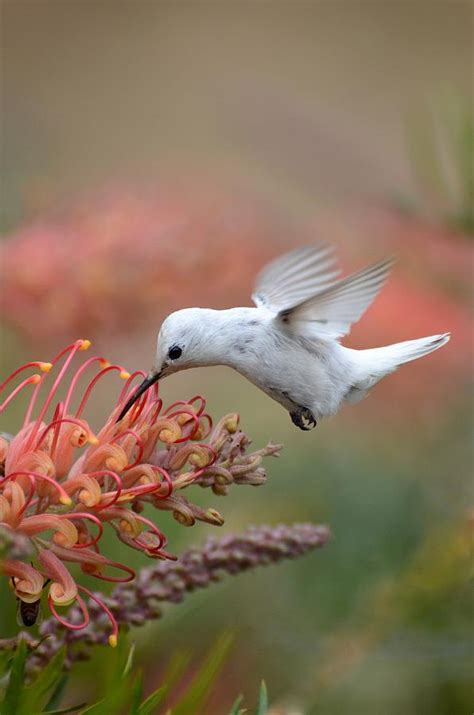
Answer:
290;407;317;431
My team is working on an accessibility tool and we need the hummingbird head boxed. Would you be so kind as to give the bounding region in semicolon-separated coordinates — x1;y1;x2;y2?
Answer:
117;308;222;421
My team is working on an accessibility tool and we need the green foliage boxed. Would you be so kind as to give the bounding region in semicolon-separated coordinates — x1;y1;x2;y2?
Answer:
0;633;262;715
0;644;84;715
1;638;28;714
78;639;163;715
171;632;233;715
228;694;244;715
255;681;268;715
228;682;269;715
22;649;67;712
134;684;167;715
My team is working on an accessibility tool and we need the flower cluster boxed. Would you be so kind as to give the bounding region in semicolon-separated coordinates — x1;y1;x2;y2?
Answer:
26;523;330;672
0;340;280;644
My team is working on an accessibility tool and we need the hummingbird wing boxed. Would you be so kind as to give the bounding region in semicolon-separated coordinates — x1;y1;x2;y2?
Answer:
277;257;395;339
252;244;341;311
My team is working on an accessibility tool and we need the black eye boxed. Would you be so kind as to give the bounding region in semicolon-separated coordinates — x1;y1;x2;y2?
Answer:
168;346;182;361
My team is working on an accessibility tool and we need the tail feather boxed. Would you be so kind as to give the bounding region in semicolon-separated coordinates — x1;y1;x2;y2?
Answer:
372;332;451;368
346;333;450;402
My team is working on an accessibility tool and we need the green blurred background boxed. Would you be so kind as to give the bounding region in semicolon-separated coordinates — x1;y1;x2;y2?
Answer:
1;1;472;713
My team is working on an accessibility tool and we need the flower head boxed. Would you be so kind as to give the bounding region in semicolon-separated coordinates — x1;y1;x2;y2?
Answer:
0;341;280;644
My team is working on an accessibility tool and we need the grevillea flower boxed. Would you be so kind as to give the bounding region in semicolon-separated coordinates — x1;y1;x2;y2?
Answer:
0;340;281;645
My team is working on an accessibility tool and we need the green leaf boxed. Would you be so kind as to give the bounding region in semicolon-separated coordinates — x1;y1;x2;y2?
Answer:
122;644;136;680
80;633;135;711
78;699;106;715
109;633;130;689
255;681;268;715
0;650;13;678
228;694;244;715
43;674;69;712
137;685;167;715
129;672;144;715
172;632;233;715
43;704;87;714
139;648;189;713
22;647;65;712
79;673;134;715
90;630;130;697
1;638;28;715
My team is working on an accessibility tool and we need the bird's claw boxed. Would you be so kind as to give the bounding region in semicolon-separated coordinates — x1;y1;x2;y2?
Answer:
290;407;317;431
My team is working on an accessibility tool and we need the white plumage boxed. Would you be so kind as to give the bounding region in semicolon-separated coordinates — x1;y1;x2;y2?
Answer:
119;244;450;429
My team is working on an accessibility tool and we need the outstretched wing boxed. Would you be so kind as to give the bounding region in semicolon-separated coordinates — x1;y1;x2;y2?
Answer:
278;257;395;339
252;244;341;312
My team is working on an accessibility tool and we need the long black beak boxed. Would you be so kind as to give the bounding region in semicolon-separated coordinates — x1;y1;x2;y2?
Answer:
116;371;162;422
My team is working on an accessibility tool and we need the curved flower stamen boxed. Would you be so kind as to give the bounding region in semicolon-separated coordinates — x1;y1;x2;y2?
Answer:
63;474;102;507
66;512;104;549
116;370;148;406
131;513;167;554
164;395;207;418
2;471;72;506
77;584;118;647
38;549;78;606
111;429;144;470
84;443;128;474
48;593;89;630
75;362;130;419
146;417;183;445
143;397;164;426
190;413;213;441
164;409;201;443
49;543;136;582
0;481;27;526
25;340;89;444
169;444;217;470
0;361;51;392
0;374;42;413
36;416;96;452
20;514;79;548
144;466;173;499
83;470;123;510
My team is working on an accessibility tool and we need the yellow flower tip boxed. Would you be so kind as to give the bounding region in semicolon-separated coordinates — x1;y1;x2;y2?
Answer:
120;370;131;380
207;508;225;526
39;362;53;372
108;634;118;647
59;495;73;506
79;339;92;350
31;374;42;384
99;359;111;369
88;434;99;445
117;494;134;502
225;414;239;433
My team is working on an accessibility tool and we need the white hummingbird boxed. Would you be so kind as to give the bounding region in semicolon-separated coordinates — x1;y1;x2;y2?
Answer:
118;244;450;429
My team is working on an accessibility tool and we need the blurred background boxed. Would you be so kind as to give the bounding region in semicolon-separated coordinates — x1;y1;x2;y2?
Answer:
1;1;472;713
